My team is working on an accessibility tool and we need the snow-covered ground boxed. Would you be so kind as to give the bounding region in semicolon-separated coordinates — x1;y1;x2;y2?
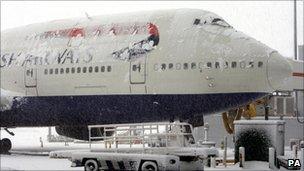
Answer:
0;127;84;170
205;161;272;171
1;127;303;170
0;154;81;171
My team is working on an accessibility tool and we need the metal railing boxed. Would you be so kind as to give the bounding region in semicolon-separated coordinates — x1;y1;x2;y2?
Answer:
88;122;194;150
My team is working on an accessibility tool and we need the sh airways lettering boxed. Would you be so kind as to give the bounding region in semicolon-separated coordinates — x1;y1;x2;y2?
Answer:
0;48;93;68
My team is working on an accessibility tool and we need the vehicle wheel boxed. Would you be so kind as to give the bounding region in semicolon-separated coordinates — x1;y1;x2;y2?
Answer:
141;161;158;171
0;138;12;153
84;159;99;171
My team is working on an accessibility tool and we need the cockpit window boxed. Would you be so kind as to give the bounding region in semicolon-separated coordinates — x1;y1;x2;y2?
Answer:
194;19;201;25
211;18;231;27
193;16;231;28
212;18;222;23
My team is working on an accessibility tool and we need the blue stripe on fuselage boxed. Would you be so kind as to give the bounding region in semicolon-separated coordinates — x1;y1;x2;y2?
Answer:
0;93;267;127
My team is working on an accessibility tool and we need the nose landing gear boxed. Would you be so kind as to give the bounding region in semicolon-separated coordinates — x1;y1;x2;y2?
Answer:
0;138;12;154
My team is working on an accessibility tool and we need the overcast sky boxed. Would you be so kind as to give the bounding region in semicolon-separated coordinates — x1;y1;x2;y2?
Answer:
1;1;303;58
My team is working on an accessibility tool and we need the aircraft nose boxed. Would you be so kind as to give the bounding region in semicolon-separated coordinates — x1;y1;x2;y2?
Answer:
267;52;292;91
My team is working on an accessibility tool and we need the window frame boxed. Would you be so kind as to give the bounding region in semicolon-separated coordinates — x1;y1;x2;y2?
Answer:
207;62;212;69
83;67;87;73
258;61;263;68
66;68;70;74
107;66;112;72
183;63;189;70
77;67;81;73
191;62;196;69
231;61;237;68
215;62;220;69
94;66;99;72
101;66;105;72
168;63;174;70
71;67;75;74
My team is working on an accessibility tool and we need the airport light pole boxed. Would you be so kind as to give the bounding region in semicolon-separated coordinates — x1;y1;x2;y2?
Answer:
294;0;297;60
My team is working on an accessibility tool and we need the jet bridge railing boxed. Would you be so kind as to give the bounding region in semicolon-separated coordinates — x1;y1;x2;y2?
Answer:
88;122;195;151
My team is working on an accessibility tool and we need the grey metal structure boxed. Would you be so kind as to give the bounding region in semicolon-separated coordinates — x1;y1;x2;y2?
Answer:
194;115;303;148
67;122;219;171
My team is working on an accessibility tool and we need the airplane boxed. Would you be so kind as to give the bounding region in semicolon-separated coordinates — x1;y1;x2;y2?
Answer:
0;9;303;153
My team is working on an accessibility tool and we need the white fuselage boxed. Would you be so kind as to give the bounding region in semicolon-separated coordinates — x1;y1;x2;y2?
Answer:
0;9;292;127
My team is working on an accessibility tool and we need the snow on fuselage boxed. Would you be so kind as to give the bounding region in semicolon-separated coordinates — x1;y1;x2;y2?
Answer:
0;9;292;127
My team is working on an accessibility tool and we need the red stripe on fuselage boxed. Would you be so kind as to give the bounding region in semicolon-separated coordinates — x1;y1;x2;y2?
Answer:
293;72;304;77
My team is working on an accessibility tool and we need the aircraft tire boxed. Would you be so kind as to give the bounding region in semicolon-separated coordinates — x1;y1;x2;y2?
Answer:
0;138;12;153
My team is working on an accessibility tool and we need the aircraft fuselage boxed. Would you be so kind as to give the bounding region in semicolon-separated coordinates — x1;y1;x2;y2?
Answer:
0;9;292;127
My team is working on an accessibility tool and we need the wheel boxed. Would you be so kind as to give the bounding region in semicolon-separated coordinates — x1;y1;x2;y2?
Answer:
84;159;99;171
141;161;158;171
0;138;12;153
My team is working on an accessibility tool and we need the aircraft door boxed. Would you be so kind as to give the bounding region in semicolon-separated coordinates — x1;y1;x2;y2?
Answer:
24;65;38;95
25;67;37;87
130;55;146;84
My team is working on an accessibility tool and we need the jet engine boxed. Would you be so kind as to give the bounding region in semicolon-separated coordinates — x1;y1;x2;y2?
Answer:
55;126;113;141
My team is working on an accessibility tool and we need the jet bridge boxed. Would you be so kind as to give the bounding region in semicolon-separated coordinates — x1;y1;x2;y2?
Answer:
282;59;303;91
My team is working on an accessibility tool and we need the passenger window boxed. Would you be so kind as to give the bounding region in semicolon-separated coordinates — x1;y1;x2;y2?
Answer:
258;61;263;68
94;66;99;72
240;61;246;68
168;63;174;70
55;68;58;74
49;69;53;74
101;66;105;72
154;64;158;71
224;61;229;69
191;62;196;69
207;62;212;69
71;67;75;73
215;62;220;69
66;68;70;74
44;69;48;75
89;66;93;73
60;68;64;74
231;62;237;68
77;67;81;73
183;63;188;70
194;19;201;25
26;70;31;76
176;63;181;70
83;67;87;73
132;65;137;71
248;61;254;68
107;66;112;72
161;64;166;70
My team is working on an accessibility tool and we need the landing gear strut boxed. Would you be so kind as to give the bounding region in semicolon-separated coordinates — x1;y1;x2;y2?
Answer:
0;138;12;154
